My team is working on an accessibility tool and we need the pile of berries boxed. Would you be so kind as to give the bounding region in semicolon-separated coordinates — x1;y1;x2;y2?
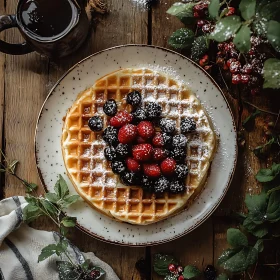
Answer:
168;263;185;280
88;91;197;194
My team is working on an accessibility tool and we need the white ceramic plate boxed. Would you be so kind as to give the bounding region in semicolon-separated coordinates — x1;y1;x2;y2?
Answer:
35;45;237;246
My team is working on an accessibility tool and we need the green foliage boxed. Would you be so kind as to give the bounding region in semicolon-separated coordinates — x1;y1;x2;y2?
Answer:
233;25;251;53
191;36;209;62
254;239;264;252
208;0;220;19
216;274;229;280
168;28;195;49
239;0;256;20
209;16;242;42
263;58;280;89
55;175;70;199
61;216;77;228
182;265;201;279
253;137;277;159
38;240;68;262
227;228;248;248
255;163;280;182
167;3;195;25
242;110;260;129
23;204;44;223
153;254;178;276
267;20;280;52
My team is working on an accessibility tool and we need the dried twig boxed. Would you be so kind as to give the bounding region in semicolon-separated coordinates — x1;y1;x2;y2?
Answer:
242;100;279;116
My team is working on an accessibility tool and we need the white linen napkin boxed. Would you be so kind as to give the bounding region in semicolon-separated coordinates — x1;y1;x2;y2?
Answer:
0;196;120;280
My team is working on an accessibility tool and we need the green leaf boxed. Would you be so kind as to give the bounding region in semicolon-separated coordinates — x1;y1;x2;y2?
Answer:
266;190;280;222
168;28;195;49
191;36;209;63
24;182;38;193
81;259;91;270
256;163;280;182
267;185;280;194
208;0;220;19
45;193;60;204
54;175;69;199
23;204;44;223
267;20;280;52
239;0;257;20
263;58;280;89
56;261;80;280
40;199;57;215
61;216;77;228
218;247;258;273
24;195;38;205
254;240;264;252
153;254;178;276
209;16;242;42
245;193;268;223
227;228;248;248
233;25;251;53
217;274;229;280
217;248;239;266
60;195;80;208
9;160;19;174
38;244;60;262
253;137;276;159
243;217;269;238
242;110;260;129
166;3;195;25
57;240;68;252
182;265;201;279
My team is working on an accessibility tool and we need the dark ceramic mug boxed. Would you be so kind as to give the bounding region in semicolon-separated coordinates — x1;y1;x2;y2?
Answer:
0;0;89;58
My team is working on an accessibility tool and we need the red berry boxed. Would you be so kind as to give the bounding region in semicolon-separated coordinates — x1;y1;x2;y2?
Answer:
242;64;253;74
202;23;213;33
136;136;146;144
132;144;153;161
137;121;155;139
143;164;161;178
90;270;100;278
193;11;200;18
229;61;241;73
168;263;177;273
224;43;231;52
177;276;185;280
152;132;164;147
161;158;176;176
118;124;137;144
226;7;235;16
110;111;133;127
152;148;168;161
226;58;236;68
241;74;249;84
249;48;256;56
232;74;241;84
197;19;205;27
199;54;209;66
177;266;184;274
126;158;141;173
217;43;225;51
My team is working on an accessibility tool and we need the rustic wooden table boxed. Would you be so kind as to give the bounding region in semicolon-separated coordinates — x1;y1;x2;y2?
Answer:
1;0;280;279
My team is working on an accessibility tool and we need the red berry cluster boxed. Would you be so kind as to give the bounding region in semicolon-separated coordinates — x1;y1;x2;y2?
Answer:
168;263;185;280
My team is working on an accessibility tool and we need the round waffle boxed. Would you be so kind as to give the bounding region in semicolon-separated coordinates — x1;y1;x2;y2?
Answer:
61;68;217;225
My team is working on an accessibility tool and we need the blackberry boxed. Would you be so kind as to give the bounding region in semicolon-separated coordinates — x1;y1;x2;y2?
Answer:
172;134;187;148
104;146;117;161
170;147;186;163
111;161;126;174
159;118;176;134
154;176;169;193
204;265;216;280
127;91;142;107
121;172;139;186
115;143;130;158
175;164;189;179
103;99;117;116
102;126;119;146
181;118;196;133
132;108;147;123
142;175;155;191
145;102;162;119
169;180;185;193
88;116;103;132
162;132;172;147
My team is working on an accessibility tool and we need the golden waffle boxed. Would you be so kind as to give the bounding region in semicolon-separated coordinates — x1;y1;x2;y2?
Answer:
61;68;217;225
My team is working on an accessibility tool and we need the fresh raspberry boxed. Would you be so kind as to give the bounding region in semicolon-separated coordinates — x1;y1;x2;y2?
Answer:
178;276;185;280
242;64;253;74
132;144;153;161
232;74;241;85
177;266;184;274
126;158;141;173
136;136;146;144
137;121;155;139
110;110;133;127
160;158;176;176
226;7;235;16
193;11;200;18
241;74;249;84
226;58;236;68
152;132;164;147
143;164;161;178
118;124;137;144
229;61;241;73
152;148;168;161
202;23;213;33
199;54;209;66
168;263;176;273
197;19;205;27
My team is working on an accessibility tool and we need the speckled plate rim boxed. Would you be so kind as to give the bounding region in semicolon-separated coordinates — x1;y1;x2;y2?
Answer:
34;44;238;247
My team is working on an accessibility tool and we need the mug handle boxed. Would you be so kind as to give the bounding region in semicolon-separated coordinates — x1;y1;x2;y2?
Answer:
0;14;33;55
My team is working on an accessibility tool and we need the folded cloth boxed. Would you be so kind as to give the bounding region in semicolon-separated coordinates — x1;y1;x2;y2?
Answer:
0;196;119;280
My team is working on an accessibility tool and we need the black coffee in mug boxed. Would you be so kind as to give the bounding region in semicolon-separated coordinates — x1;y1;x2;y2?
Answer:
0;0;89;58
